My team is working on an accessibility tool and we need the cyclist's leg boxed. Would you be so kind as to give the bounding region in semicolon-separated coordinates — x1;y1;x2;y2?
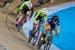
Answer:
48;24;55;38
37;22;50;46
16;11;21;21
47;26;55;49
28;21;38;43
16;11;24;25
34;17;43;37
38;23;50;48
47;31;53;49
42;22;52;50
34;20;42;45
28;23;37;42
41;22;50;37
32;20;38;33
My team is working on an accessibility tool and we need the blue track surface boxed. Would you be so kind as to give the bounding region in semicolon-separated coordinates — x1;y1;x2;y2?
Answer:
49;7;75;50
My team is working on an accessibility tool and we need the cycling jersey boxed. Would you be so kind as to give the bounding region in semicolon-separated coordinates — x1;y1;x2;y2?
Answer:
18;1;32;12
34;10;48;24
47;16;60;29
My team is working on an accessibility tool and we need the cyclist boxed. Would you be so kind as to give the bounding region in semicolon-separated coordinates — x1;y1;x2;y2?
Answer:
37;15;60;49
16;0;33;27
28;8;48;43
40;15;60;44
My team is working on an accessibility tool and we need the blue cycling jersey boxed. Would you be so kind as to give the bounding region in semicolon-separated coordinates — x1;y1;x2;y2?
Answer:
47;16;60;25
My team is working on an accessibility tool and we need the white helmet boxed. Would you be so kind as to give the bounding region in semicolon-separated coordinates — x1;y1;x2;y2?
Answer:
41;8;48;15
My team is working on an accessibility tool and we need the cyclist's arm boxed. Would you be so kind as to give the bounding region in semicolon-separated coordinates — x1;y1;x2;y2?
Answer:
19;2;26;11
56;19;60;36
57;19;60;33
34;11;41;22
44;15;48;25
57;24;60;34
58;25;60;32
56;25;60;36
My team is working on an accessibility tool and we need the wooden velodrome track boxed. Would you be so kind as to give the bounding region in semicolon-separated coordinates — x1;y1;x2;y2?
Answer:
0;0;75;50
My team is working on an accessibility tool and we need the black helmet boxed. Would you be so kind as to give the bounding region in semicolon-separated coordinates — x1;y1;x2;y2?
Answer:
53;15;58;22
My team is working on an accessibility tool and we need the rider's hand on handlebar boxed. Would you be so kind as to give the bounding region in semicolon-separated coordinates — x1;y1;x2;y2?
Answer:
56;31;59;36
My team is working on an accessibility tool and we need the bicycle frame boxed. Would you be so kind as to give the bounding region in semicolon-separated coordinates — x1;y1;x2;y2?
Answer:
32;22;41;45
